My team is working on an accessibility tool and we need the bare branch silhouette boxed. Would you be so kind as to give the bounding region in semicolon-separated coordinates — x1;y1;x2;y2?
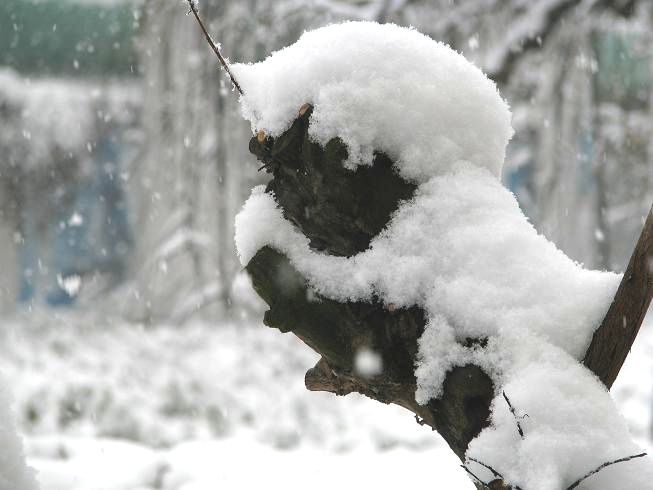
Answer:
566;452;647;490
503;391;525;438
185;0;244;95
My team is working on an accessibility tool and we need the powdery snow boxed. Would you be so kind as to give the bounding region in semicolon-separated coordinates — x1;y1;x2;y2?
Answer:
233;21;513;183
233;22;652;489
3;315;652;490
26;435;472;490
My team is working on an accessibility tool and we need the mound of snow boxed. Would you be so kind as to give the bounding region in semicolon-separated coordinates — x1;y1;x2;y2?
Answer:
234;21;651;489
233;21;513;183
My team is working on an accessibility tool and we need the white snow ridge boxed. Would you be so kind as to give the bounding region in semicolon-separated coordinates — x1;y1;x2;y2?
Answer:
234;21;652;489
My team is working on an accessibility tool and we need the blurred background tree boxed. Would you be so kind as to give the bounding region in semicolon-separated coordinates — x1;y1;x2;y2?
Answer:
0;0;651;323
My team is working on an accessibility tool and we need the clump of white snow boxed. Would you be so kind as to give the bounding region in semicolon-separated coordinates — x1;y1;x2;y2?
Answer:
467;336;652;490
0;373;38;490
233;21;513;183
233;21;651;489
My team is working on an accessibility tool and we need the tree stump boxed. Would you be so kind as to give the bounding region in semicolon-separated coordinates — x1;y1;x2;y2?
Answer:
242;105;653;490
245;106;495;468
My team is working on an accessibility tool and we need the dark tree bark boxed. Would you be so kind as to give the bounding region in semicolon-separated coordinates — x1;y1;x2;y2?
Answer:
246;106;493;484
243;106;652;489
583;205;653;388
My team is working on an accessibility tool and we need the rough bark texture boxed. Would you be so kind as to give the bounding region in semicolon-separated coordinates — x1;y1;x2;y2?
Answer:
245;107;494;469
583;205;653;388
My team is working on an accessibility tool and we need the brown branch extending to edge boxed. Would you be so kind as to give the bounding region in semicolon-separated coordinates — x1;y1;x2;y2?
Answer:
566;452;647;490
186;0;244;95
583;205;653;388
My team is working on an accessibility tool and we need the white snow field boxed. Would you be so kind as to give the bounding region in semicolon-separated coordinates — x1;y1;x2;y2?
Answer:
0;312;650;490
233;22;653;488
1;314;471;489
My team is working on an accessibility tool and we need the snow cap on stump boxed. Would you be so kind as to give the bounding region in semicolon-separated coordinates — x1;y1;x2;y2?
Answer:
233;21;513;182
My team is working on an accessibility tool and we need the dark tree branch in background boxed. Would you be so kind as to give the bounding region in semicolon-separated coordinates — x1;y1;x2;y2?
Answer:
487;0;581;86
488;0;640;86
186;0;244;95
583;206;653;388
595;0;638;17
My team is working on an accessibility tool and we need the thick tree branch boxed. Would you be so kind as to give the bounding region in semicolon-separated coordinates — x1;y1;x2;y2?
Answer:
583;205;653;388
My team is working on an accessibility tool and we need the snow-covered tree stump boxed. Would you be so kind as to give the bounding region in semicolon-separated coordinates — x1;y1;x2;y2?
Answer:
230;22;653;489
246;106;493;469
245;104;653;489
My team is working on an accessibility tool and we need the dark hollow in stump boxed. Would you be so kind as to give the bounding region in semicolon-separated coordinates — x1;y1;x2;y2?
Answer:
245;106;494;467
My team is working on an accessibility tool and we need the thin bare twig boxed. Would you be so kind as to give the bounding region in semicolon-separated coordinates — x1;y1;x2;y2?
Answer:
461;465;490;488
468;457;503;479
185;0;244;95
566;452;647;490
467;457;524;490
503;391;525;439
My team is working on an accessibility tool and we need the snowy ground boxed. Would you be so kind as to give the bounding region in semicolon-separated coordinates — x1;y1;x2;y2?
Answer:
27;435;471;490
1;310;651;489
